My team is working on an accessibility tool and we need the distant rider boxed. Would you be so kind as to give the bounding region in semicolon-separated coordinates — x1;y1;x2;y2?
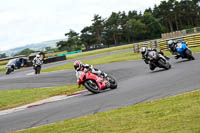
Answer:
73;60;107;80
32;54;43;74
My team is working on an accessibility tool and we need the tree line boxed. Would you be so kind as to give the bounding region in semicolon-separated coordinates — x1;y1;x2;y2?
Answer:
2;0;199;57
57;0;200;52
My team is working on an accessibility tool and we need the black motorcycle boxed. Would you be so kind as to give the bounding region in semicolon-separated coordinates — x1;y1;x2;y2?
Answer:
5;59;16;75
6;64;15;75
147;51;171;70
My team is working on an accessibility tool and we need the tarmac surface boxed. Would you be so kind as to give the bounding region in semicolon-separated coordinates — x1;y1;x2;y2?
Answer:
0;52;200;133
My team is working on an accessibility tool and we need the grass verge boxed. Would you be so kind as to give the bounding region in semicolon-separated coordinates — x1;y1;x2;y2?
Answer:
13;89;200;133
66;44;133;60
0;84;83;111
0;60;8;66
0;65;6;74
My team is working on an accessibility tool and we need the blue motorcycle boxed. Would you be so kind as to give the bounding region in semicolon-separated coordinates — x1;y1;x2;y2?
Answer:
172;42;195;60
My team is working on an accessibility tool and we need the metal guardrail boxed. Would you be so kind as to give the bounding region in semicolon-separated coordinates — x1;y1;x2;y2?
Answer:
159;33;200;50
161;27;200;40
133;39;161;53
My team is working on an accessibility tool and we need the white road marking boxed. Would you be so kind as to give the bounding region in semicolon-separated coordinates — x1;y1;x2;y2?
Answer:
0;89;87;116
26;72;34;75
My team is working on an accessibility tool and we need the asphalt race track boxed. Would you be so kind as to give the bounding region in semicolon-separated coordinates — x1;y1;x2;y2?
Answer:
0;53;200;133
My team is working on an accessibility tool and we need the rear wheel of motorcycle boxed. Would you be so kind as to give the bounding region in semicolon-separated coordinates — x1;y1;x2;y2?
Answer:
185;49;195;60
107;76;117;89
84;80;101;94
37;67;41;74
35;66;41;74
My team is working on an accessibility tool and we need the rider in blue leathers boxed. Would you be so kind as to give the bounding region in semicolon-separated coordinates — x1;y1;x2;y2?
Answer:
167;40;195;60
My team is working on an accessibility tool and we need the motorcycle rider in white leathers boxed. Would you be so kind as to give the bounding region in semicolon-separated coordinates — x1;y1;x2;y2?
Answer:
32;54;43;74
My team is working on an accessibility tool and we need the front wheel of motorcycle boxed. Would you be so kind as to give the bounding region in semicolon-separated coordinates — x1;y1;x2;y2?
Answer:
158;58;171;70
84;80;101;94
107;76;117;89
6;68;11;75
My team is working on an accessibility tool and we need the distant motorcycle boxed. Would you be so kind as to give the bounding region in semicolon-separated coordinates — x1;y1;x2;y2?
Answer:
147;51;171;70
6;64;15;75
76;70;117;94
174;42;195;60
5;59;16;75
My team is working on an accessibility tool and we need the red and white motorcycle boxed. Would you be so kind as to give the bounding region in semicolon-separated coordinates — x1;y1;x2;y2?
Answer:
76;70;117;94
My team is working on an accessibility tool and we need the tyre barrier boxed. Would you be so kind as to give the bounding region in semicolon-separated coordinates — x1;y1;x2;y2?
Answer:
43;55;66;64
27;55;66;67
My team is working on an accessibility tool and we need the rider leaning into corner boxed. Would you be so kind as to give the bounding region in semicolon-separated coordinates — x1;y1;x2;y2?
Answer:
32;54;43;74
73;60;107;82
140;47;169;70
167;40;184;59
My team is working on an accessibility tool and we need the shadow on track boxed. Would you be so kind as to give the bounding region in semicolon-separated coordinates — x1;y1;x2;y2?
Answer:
149;68;170;73
83;89;113;96
174;59;192;64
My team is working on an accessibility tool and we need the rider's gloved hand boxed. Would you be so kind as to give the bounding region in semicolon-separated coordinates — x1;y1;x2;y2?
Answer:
100;72;107;78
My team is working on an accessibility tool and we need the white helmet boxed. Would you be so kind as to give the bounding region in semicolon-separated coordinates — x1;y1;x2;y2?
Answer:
36;54;40;58
140;47;147;55
167;40;174;45
167;40;175;50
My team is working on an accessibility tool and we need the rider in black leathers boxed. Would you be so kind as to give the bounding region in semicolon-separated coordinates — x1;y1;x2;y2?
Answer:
32;54;43;74
141;47;169;70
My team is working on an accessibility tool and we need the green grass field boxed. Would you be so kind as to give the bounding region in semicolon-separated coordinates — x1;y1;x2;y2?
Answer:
66;44;133;60
0;60;8;66
0;65;6;74
13;89;200;133
0;85;83;110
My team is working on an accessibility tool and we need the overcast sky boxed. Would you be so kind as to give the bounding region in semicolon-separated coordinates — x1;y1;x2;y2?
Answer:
0;0;164;51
